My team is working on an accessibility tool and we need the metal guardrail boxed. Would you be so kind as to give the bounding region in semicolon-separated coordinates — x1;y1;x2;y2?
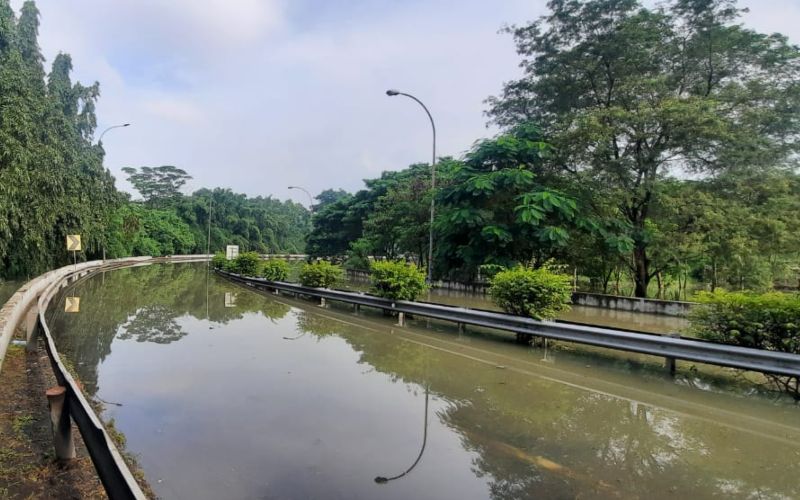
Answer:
219;271;800;378
30;255;210;500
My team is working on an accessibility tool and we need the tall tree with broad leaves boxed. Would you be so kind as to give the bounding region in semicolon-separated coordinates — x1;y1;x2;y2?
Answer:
486;0;800;296
122;166;192;208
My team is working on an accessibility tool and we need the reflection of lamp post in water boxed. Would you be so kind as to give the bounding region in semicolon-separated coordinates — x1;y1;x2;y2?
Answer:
374;384;430;484
282;331;308;341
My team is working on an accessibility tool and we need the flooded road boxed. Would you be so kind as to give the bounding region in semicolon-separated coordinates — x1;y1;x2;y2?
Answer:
418;288;689;334
341;280;689;334
47;263;800;499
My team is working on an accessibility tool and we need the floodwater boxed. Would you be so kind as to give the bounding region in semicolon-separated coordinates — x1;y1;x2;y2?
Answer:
47;263;800;500
341;280;688;334
419;288;689;334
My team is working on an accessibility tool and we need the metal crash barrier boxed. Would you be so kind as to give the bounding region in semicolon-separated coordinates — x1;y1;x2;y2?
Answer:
218;270;800;379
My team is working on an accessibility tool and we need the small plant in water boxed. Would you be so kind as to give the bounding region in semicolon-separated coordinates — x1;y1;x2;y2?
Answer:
299;261;342;288
489;265;572;321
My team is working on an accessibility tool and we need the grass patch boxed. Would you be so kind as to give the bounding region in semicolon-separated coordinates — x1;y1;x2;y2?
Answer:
11;415;33;439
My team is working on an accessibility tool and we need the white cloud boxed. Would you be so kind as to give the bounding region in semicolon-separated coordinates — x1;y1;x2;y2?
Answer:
142;96;207;125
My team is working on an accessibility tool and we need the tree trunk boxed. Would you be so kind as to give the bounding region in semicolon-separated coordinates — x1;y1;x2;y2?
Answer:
632;243;650;298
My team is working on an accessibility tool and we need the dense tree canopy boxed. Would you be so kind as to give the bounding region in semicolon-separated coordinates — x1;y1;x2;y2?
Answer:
486;0;800;296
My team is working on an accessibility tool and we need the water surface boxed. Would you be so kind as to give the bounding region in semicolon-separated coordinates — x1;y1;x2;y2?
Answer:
47;263;800;499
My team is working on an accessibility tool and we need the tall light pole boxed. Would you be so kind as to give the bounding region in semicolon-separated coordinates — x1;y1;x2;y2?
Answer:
386;89;436;283
98;123;130;145
97;122;130;261
288;185;315;212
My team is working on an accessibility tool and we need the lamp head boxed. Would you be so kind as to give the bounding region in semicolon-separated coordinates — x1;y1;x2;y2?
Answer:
385;89;400;96
122;123;130;127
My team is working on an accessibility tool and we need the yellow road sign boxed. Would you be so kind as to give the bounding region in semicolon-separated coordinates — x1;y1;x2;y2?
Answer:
65;296;80;313
66;234;81;251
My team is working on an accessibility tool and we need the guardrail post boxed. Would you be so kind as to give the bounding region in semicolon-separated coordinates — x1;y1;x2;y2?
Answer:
46;386;76;461
319;297;326;307
458;322;465;334
353;304;360;313
665;333;680;376
397;312;405;327
25;304;39;352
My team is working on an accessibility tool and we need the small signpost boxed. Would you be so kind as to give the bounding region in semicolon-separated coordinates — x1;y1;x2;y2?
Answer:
66;234;81;270
226;245;239;260
64;297;80;313
224;292;237;308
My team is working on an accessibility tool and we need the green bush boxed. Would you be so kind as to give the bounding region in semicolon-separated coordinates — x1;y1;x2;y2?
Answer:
211;252;227;269
262;259;290;281
299;261;343;288
688;290;800;398
369;260;428;301
489;265;572;320
229;251;261;276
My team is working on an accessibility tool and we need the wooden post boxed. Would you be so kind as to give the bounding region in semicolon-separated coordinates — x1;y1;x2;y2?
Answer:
665;333;680;376
46;386;75;461
25;304;39;353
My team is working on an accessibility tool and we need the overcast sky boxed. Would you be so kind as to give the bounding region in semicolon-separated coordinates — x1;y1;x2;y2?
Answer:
14;0;800;205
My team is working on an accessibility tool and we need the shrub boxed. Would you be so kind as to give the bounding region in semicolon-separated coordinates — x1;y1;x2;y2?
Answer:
211;252;227;269
299;261;342;288
489;265;572;320
688;290;800;398
262;259;289;281
369;260;428;301
229;251;261;276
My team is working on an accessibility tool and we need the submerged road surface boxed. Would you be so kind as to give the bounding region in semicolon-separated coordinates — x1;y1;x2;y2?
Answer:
46;263;800;500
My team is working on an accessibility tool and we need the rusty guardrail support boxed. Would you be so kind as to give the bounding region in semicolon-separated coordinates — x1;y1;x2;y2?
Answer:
665;332;680;375
46;385;76;460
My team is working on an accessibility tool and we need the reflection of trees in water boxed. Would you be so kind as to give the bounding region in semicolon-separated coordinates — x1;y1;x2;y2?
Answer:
310;316;798;499
50;263;289;395
293;310;348;340
117;305;186;344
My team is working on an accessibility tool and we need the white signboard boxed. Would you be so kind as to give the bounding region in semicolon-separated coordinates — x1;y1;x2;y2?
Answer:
224;292;237;308
226;245;239;260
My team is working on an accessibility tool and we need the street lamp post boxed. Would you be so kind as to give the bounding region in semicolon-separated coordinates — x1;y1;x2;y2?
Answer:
385;89;436;283
288;185;315;212
96;123;131;261
98;123;130;145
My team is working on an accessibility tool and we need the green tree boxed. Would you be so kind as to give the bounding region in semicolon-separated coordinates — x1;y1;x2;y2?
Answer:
487;0;800;296
122;166;192;207
436;127;579;281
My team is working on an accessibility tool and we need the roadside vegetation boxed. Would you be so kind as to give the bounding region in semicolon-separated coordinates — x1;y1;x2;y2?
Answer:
489;266;572;321
369;261;428;301
689;291;800;399
298;261;342;288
